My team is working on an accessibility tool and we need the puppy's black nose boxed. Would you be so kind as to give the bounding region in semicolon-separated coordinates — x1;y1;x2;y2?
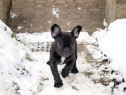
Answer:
64;47;69;53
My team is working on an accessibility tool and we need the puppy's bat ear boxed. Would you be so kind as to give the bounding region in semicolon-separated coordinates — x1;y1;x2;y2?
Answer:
71;25;82;38
51;24;62;39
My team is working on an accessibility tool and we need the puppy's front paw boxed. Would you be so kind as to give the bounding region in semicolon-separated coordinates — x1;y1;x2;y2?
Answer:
61;70;69;78
54;82;63;88
71;68;79;74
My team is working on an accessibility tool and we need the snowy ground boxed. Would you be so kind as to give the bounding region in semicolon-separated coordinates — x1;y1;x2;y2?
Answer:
1;19;126;95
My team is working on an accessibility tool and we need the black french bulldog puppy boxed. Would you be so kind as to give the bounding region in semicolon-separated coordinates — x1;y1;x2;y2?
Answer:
47;24;82;88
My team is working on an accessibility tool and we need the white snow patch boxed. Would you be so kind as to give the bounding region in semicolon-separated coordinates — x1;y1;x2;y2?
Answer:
52;8;59;18
10;11;17;19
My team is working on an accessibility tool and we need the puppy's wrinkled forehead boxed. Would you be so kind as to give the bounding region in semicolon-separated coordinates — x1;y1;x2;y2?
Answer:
56;32;75;42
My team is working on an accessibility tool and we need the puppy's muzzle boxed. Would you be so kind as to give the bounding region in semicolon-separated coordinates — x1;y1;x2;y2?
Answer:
64;47;70;57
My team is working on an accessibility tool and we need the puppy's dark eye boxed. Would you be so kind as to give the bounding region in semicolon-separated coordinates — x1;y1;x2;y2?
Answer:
57;42;63;48
70;43;75;48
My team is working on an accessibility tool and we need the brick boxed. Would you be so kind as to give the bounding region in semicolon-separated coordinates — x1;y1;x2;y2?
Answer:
34;9;46;15
20;11;33;16
35;1;46;3
70;23;83;29
78;10;91;14
26;0;35;2
14;1;26;4
69;18;82;21
55;1;66;3
45;3;56;7
75;0;87;3
56;4;67;9
19;17;32;22
55;19;70;22
16;0;26;2
98;5;105;9
69;11;78;15
67;8;79;12
45;8;53;12
58;9;67;12
81;18;94;23
28;26;44;32
86;2;98;8
13;5;24;9
31;22;42;27
95;0;106;4
13;2;24;6
33;14;45;18
24;3;35;8
65;0;75;2
86;0;96;2
77;3;86;6
88;8;101;11
58;15;67;19
34;4;45;9
98;3;106;6
66;3;77;6
68;15;81;19
31;18;44;22
91;14;104;21
81;15;91;18
46;11;54;15
92;11;101;15
12;9;22;15
44;18;55;22
77;5;88;9
46;0;55;2
60;26;70;31
57;22;67;26
68;6;77;8
18;22;32;28
44;22;54;27
43;15;56;19
21;8;34;13
57;11;69;15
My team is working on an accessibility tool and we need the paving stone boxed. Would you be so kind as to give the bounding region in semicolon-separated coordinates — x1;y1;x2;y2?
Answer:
31;18;44;22
24;2;35;8
88;8;101;11
95;0;106;4
12;9;22;15
45;3;56;7
75;0;87;3
86;2;98;8
68;15;82;19
55;5;67;9
10;0;105;34
13;5;24;9
21;8;34;13
55;0;66;4
35;1;46;3
26;0;35;2
34;3;45;9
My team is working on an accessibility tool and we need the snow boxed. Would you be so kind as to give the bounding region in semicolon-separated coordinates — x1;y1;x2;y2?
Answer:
1;18;126;95
10;11;17;19
93;19;126;95
98;19;126;81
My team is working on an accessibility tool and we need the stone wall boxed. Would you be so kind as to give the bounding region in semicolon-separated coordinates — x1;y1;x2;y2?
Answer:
9;0;106;35
106;0;126;24
0;0;12;24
